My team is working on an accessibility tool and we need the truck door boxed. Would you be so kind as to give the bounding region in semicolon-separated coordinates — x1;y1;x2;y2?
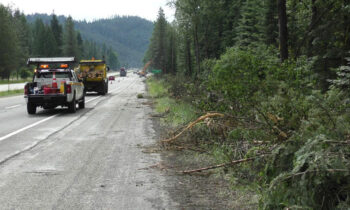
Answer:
72;71;82;99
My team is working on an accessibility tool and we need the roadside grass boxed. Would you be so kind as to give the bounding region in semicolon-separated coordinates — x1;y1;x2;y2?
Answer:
0;89;24;97
147;77;197;127
147;77;169;98
156;97;197;127
0;79;31;85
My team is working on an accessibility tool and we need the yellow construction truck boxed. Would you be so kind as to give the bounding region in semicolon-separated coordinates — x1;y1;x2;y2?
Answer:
76;59;109;95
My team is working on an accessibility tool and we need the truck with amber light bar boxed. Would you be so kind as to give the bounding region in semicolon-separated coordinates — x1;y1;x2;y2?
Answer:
76;59;109;95
24;57;85;114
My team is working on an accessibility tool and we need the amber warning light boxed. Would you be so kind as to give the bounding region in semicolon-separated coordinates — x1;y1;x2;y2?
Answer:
40;64;49;69
60;64;68;68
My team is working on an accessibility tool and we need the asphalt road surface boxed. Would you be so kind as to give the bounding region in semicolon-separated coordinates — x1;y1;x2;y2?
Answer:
0;74;174;209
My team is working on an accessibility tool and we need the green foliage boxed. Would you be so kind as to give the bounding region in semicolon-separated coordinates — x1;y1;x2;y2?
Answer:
0;89;24;97
50;14;62;56
19;68;31;79
329;58;350;89
144;8;177;74
74;16;153;67
209;48;267;103
143;0;350;207
62;16;78;57
146;77;169;98
142;0;350;208
26;13;153;67
0;5;120;79
147;76;196;127
262;88;350;209
235;0;265;47
156;43;350;208
0;5;19;79
32;18;59;57
13;10;30;78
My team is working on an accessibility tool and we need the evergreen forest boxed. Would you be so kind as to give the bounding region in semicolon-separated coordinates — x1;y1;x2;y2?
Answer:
0;5;154;80
26;13;154;68
145;0;350;209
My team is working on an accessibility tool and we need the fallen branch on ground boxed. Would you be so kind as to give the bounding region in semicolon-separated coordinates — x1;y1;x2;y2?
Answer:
179;157;258;174
173;145;207;153
162;112;225;143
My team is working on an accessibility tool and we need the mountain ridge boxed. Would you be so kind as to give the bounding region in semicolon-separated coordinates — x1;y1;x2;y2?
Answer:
26;14;154;67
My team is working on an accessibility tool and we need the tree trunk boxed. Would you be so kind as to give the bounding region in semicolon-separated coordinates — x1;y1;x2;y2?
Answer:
308;0;317;57
265;0;278;46
193;24;201;76
278;0;288;61
185;37;192;76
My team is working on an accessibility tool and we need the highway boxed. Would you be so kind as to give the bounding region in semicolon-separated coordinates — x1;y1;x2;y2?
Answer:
0;72;120;92
0;74;174;209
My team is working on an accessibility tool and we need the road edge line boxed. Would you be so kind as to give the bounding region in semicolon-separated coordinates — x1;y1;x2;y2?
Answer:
0;114;58;142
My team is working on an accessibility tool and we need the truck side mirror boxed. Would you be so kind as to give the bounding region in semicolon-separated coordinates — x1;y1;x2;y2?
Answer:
106;66;110;72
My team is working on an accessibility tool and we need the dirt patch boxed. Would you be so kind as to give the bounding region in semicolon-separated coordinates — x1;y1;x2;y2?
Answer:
148;116;258;209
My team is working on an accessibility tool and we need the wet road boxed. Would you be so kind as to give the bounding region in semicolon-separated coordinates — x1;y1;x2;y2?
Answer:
0;74;174;209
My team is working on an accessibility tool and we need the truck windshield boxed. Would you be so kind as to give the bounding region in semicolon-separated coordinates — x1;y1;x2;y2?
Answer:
37;72;71;79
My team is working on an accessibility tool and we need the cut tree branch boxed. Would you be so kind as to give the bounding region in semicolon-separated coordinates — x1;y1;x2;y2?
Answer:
162;112;225;143
179;157;258;174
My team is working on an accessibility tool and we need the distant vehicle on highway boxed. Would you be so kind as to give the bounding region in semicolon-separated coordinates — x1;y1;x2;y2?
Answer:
24;57;85;114
108;75;115;81
76;59;110;95
120;67;127;77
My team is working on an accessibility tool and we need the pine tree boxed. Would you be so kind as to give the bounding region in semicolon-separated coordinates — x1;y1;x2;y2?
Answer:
167;24;177;74
62;16;78;57
150;8;168;73
107;47;120;69
50;14;63;56
32;18;57;57
44;27;58;56
32;19;47;56
235;0;265;47
0;5;18;79
278;0;288;61
76;32;83;61
265;0;278;46
13;10;30;78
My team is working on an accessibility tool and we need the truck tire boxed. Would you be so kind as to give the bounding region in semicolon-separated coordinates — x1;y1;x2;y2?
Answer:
27;103;36;115
100;83;106;95
68;94;77;113
105;82;108;94
79;91;85;109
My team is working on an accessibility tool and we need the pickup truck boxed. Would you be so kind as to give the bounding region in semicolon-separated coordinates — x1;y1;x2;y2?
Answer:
24;57;85;114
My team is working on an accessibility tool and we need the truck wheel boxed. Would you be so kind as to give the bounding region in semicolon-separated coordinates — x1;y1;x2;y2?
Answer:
105;82;108;94
68;94;77;113
79;92;85;109
100;83;106;95
27;103;36;115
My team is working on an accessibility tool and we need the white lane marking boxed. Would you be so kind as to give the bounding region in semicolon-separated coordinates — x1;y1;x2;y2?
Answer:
0;86;121;142
0;114;58;142
5;104;21;109
86;96;101;103
109;88;119;93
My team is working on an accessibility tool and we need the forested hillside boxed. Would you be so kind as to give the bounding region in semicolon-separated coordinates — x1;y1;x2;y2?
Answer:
145;1;350;209
0;4;120;80
27;14;154;67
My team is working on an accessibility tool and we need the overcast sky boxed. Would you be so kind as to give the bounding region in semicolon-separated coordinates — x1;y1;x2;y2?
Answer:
0;0;175;22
